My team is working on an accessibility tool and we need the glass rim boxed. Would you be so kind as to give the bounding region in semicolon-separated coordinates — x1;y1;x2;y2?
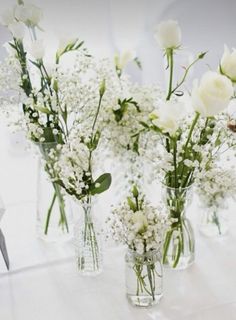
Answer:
127;247;161;256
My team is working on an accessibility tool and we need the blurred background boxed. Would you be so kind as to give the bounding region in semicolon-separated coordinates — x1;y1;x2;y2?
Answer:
1;0;236;85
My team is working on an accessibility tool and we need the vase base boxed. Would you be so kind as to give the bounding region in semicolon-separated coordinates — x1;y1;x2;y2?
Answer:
77;268;103;277
127;293;163;307
163;254;194;270
36;224;74;243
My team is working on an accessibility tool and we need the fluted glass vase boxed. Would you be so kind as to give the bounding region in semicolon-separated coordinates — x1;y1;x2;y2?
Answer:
36;142;73;242
162;185;195;270
125;249;163;307
75;198;102;276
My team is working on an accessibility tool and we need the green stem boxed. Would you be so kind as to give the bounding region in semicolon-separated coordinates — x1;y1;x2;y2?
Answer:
44;191;56;235
54;183;69;232
180;112;200;185
212;211;221;235
166;49;174;101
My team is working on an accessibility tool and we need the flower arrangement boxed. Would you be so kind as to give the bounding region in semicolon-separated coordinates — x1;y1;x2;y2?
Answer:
196;165;236;236
45;78;112;273
108;185;170;305
137;20;236;268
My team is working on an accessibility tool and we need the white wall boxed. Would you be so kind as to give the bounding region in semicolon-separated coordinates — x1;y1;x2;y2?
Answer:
1;0;236;88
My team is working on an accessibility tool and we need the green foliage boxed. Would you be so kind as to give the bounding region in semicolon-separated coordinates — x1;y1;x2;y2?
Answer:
90;173;112;195
113;97;140;122
56;39;84;64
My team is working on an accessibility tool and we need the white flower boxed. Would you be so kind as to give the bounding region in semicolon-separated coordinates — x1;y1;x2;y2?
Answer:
115;49;136;70
154;20;181;50
220;45;236;82
152;100;186;136
14;3;43;27
28;39;45;60
132;211;148;233
0;8;15;26
8;21;25;40
191;71;233;117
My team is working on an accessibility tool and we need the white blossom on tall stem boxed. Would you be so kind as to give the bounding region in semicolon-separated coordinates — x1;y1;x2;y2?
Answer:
154;20;181;50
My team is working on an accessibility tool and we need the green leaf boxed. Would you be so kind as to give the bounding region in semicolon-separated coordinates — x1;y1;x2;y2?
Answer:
29;59;41;69
139;121;149;129
90;173;112;195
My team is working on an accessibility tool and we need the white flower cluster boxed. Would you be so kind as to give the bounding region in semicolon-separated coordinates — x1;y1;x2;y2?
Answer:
108;195;170;254
46;132;91;200
196;166;236;209
140;95;236;188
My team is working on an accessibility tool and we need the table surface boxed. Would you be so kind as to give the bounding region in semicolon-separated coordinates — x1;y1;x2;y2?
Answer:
0;128;236;320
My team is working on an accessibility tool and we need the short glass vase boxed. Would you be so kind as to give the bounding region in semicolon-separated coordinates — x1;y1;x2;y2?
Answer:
125;249;163;307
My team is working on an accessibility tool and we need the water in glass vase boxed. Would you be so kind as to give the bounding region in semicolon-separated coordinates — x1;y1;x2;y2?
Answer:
162;185;195;270
125;249;163;307
75;199;102;276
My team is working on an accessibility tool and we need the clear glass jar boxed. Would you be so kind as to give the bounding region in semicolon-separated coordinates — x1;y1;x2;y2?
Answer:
36;142;73;242
74;197;102;276
199;205;228;237
125;249;163;307
162;185;195;270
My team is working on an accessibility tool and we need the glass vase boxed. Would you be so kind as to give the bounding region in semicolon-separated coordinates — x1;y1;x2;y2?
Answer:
36;142;73;242
125;249;163;307
74;198;102;276
162;185;195;270
199;205;228;237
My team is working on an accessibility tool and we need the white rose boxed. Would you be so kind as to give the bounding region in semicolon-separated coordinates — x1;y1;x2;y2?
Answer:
132;211;148;233
154;20;181;50
0;8;15;26
15;4;42;27
192;71;233;117
220;45;236;82
28;39;45;60
151;100;186;136
8;21;25;40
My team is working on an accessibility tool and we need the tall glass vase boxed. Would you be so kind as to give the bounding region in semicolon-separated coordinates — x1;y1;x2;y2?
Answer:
74;197;102;276
162;185;195;270
36;142;73;242
125;249;163;307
